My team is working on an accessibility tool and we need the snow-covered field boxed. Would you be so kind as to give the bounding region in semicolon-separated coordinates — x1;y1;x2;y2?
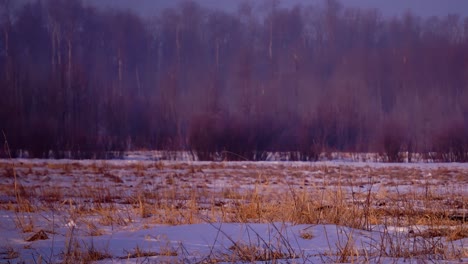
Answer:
0;159;467;263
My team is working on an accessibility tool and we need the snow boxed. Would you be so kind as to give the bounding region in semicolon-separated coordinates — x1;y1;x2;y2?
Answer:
0;158;467;263
2;215;466;263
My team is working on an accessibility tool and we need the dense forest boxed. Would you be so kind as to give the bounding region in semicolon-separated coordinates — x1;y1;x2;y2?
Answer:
0;0;467;161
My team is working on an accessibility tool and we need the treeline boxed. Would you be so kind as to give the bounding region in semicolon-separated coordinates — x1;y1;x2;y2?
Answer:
0;0;467;161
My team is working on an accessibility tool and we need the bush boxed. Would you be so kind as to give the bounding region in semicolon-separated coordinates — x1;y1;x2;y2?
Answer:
189;113;280;161
381;120;405;162
188;113;223;161
433;122;468;162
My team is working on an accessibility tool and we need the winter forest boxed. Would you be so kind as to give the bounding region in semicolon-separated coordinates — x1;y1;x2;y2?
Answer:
0;0;467;161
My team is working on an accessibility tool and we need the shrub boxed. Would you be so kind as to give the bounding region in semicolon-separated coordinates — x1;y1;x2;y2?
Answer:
433;122;468;162
188;113;222;161
381;120;405;162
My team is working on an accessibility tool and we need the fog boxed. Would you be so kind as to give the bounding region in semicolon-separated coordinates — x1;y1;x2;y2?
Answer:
87;0;468;17
0;0;467;161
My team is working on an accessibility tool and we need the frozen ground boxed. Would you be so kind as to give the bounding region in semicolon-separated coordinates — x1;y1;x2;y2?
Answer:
0;159;467;263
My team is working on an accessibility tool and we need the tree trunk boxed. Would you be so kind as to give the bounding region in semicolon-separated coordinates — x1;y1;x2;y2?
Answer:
118;47;123;95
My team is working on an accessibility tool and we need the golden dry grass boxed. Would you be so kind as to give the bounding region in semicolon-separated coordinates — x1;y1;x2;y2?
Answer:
0;159;466;263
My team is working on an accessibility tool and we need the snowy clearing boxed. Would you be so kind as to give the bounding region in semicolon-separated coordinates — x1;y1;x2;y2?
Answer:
0;159;467;263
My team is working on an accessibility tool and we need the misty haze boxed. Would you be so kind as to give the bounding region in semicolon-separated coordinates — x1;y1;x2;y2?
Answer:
0;0;467;161
1;1;468;263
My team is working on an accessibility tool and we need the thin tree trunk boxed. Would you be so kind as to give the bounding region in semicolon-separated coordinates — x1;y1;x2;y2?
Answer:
215;37;220;71
118;48;123;90
67;38;72;93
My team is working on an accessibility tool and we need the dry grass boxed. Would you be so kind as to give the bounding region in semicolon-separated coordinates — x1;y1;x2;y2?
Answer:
0;246;20;260
62;240;112;263
2;160;466;228
0;159;467;262
416;226;468;241
226;242;294;262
